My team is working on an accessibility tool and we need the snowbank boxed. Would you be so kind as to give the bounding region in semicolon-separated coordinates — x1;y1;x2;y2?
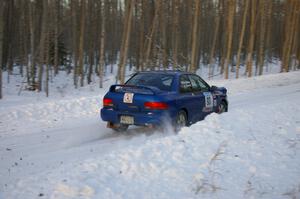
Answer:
1;71;300;199
4;84;300;199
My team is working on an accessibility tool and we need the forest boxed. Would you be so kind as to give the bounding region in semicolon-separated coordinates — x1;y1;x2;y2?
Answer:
0;0;299;98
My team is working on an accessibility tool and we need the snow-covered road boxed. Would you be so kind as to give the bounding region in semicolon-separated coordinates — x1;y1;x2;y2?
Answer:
1;71;300;199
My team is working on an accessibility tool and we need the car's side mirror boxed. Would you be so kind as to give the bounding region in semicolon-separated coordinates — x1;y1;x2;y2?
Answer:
210;85;218;91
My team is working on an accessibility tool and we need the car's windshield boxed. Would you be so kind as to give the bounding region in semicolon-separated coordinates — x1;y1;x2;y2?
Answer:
126;73;174;91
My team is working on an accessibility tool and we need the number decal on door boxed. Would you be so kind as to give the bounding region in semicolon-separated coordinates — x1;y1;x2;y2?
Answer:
123;93;134;103
203;92;213;108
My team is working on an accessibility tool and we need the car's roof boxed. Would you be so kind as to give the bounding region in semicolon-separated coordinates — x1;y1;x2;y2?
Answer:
137;70;194;75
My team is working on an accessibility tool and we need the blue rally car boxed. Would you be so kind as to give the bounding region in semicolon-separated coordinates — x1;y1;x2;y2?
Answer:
101;71;228;131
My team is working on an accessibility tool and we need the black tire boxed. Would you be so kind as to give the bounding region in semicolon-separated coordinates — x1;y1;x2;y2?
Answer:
112;124;129;132
175;110;187;132
217;101;227;114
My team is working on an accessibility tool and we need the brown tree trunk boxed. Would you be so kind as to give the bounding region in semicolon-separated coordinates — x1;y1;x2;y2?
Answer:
172;0;179;68
71;0;79;87
224;0;235;79
290;1;300;70
78;0;85;87
220;1;227;75
119;0;135;84
258;0;266;76
190;0;201;73
29;1;36;86
143;0;160;70
208;1;220;79
236;0;249;79
245;0;258;77
45;17;50;97
54;0;60;75
0;1;4;99
281;0;298;72
99;0;105;88
87;0;95;85
159;0;168;69
265;0;273;72
138;0;145;71
37;0;48;92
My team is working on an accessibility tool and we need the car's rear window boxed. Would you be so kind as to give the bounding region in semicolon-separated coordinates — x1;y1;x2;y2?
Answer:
126;73;174;91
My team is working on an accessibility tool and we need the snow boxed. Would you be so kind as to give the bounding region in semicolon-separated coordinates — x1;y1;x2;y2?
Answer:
0;70;300;199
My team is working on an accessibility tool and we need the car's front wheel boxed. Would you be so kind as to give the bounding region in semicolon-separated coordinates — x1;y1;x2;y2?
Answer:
175;110;187;132
217;101;227;114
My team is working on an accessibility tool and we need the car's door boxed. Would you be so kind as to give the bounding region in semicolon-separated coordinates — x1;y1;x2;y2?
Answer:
176;75;202;124
188;74;214;119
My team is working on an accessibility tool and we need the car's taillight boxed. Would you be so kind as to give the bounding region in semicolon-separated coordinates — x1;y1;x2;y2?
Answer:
103;98;113;107
144;102;168;110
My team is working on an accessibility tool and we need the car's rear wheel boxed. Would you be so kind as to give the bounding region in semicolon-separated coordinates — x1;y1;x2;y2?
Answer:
217;101;227;114
175;110;187;132
112;123;129;132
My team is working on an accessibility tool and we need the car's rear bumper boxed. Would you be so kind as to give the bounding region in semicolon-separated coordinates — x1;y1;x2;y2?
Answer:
101;108;170;126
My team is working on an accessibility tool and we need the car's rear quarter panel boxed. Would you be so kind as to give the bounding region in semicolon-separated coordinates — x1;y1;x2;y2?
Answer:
101;91;178;125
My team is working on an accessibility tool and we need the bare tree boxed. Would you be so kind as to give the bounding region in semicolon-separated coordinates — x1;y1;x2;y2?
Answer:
281;0;299;72
118;0;135;84
0;1;5;99
78;0;86;87
53;0;60;75
258;0;266;76
37;0;49;92
224;0;235;79
71;0;79;87
208;1;221;78
143;0;160;70
190;0;201;73
99;0;106;88
28;1;36;87
0;0;300;100
235;0;249;78
245;0;258;77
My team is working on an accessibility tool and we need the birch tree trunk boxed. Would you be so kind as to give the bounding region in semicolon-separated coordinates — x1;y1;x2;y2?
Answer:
37;0;49;92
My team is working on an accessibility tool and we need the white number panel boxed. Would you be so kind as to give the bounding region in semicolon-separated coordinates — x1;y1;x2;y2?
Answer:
120;115;134;124
203;92;213;108
123;93;134;103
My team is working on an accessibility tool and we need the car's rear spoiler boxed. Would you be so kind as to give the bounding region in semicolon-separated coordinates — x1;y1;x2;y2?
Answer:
109;84;159;95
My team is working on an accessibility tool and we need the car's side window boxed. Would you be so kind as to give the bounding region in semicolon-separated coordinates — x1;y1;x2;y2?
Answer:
180;75;193;93
161;76;173;88
189;75;210;92
189;75;201;92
